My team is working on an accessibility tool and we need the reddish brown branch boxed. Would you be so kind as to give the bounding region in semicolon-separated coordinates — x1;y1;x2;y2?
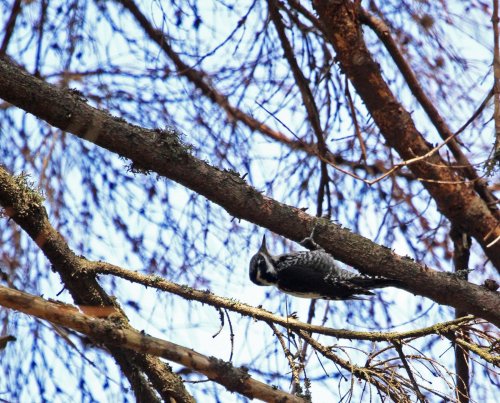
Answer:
0;167;191;402
311;1;500;269
358;7;499;215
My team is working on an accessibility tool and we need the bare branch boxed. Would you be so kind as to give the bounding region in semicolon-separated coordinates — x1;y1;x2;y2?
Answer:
0;167;192;402
358;6;499;211
451;226;472;403
0;0;22;57
393;341;428;403
0;285;303;403
87;260;482;341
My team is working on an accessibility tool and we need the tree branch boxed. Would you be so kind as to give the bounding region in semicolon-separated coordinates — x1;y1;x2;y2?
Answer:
358;6;499;213
393;341;427;403
451;226;472;403
0;0;22;57
87;261;483;341
296;329;409;401
115;0;416;185
311;1;500;270
0;167;192;402
0;285;303;403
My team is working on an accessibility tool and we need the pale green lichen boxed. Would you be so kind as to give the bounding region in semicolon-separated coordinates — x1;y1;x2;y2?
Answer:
1;172;45;218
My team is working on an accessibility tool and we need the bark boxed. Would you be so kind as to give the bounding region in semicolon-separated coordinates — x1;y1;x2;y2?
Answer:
0;160;192;402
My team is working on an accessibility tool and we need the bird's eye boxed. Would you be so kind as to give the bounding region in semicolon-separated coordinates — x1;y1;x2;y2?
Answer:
257;257;267;270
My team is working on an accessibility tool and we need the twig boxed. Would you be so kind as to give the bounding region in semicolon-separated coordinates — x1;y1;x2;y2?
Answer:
212;307;225;338
268;0;331;218
225;309;235;362
0;0;22;56
345;78;367;162
296;330;409;402
393;341;428;403
269;323;303;392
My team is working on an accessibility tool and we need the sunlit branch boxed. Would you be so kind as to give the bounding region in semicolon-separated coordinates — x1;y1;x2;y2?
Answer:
87;260;480;342
454;337;500;366
312;1;500;268
0;168;193;402
0;285;303;403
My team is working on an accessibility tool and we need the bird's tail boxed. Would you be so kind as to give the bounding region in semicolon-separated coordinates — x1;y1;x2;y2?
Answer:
349;276;401;290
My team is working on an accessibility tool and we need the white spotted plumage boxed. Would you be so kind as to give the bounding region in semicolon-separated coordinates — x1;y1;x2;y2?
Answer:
249;233;399;300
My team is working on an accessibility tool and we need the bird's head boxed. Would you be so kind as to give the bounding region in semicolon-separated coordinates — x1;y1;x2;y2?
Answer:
249;235;278;286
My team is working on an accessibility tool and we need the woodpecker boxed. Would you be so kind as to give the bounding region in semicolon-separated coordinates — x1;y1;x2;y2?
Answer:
249;233;399;300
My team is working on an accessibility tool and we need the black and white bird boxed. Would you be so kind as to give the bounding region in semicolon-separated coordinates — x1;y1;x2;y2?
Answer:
249;234;399;300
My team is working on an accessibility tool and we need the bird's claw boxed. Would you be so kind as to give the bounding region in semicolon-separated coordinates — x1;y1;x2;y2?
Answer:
299;224;323;251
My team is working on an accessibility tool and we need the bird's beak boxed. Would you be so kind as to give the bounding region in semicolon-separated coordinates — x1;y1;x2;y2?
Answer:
259;235;269;255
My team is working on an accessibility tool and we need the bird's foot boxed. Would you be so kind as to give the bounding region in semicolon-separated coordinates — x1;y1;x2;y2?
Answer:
299;224;323;251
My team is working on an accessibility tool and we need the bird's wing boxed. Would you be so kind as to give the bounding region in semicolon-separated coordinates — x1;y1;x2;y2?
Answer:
275;252;374;300
349;276;401;289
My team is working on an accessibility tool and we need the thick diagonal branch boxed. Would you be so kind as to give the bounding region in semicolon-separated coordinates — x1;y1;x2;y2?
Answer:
0;58;499;326
358;7;498;212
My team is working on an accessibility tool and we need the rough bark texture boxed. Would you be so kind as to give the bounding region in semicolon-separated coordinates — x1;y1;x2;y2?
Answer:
0;285;303;403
